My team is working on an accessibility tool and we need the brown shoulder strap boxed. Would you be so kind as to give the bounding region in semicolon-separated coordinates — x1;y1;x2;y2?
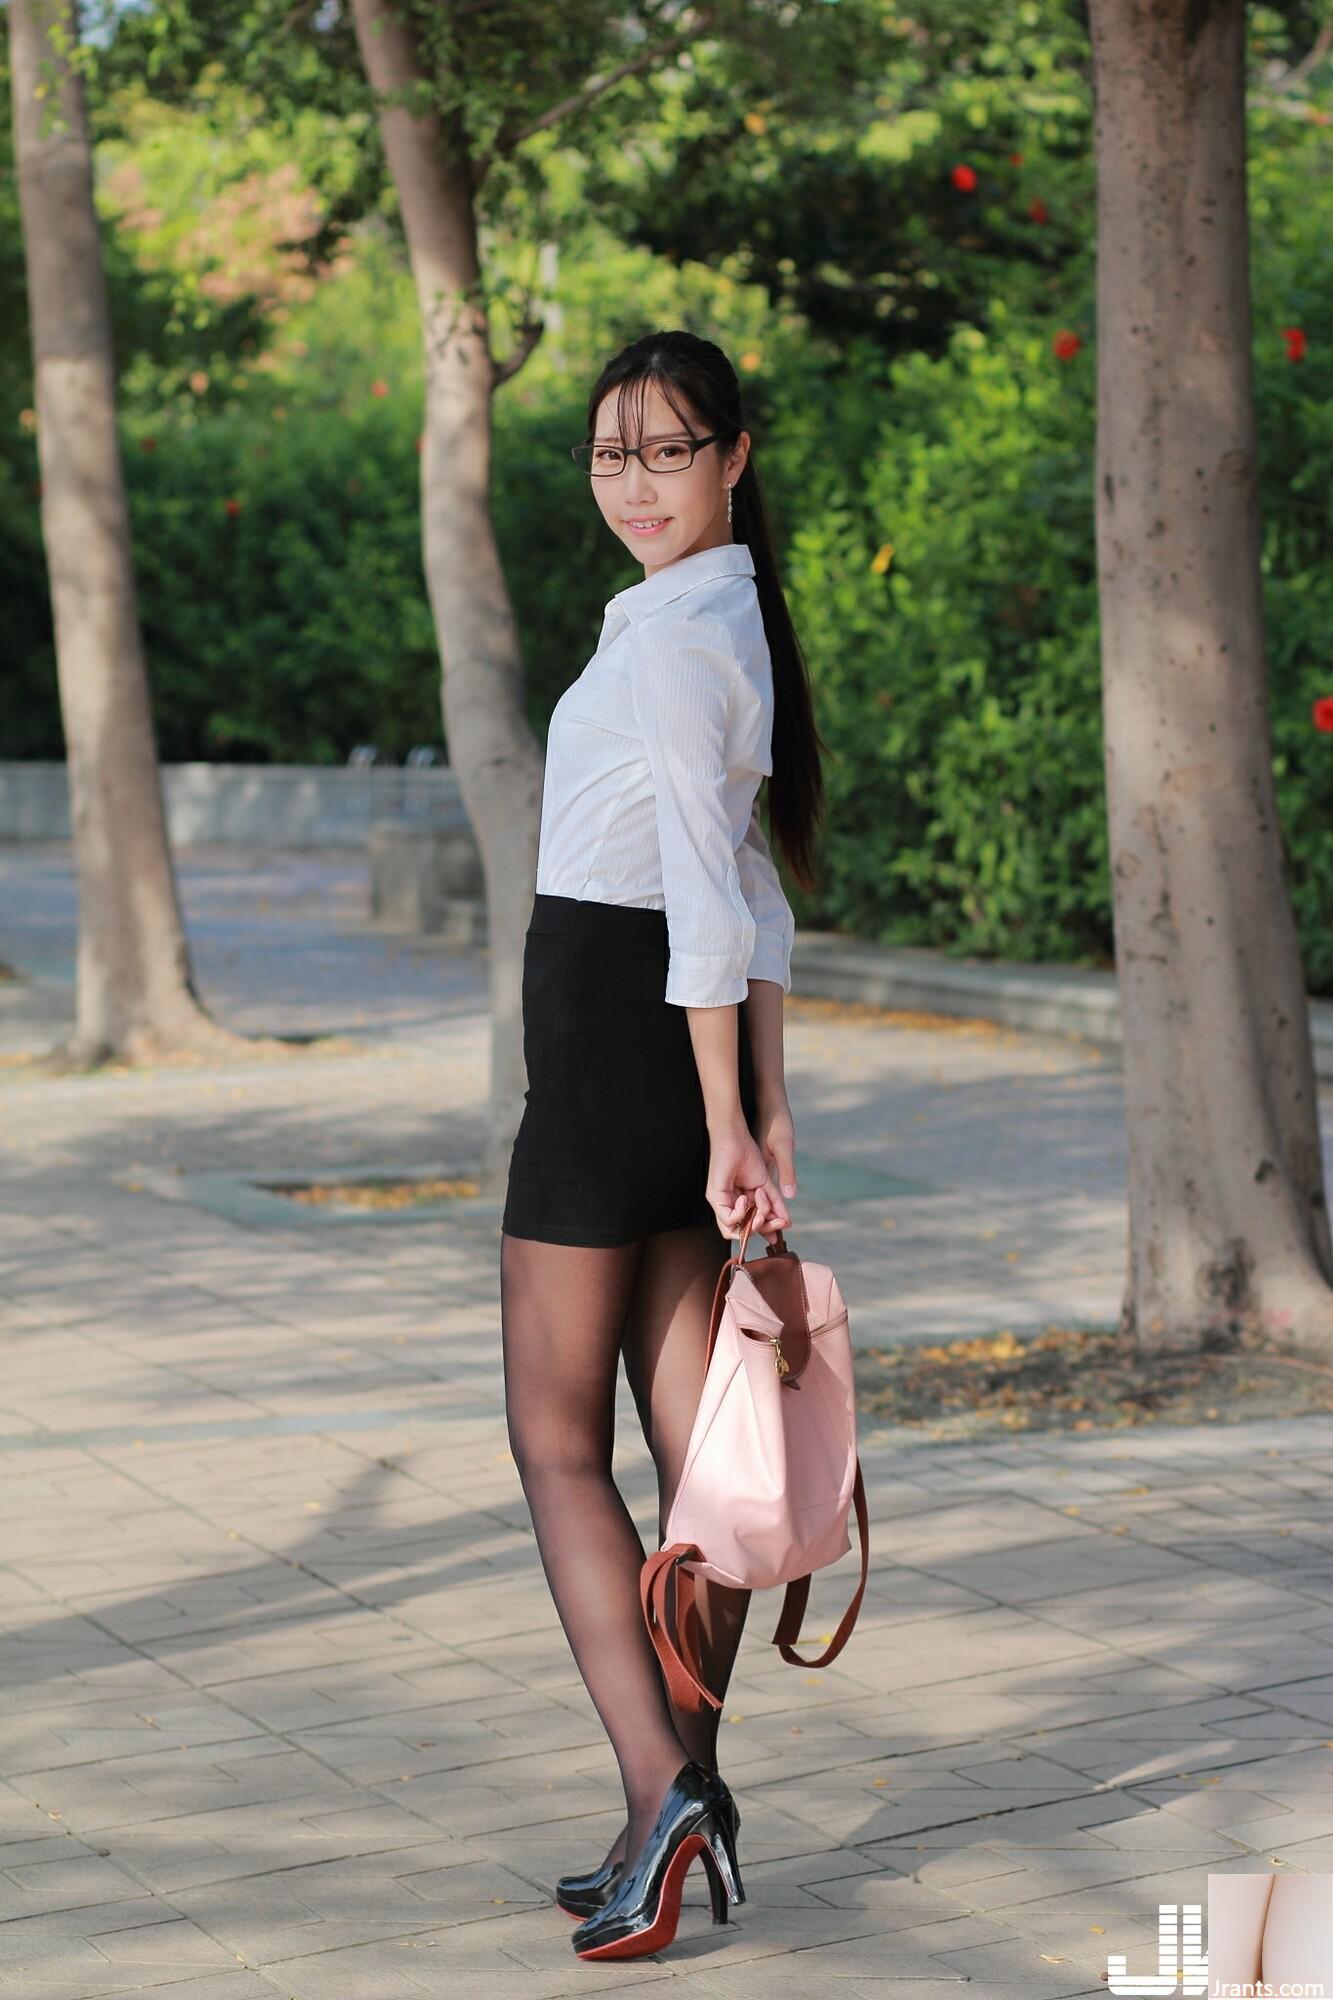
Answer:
640;1541;723;1714
769;1460;870;1669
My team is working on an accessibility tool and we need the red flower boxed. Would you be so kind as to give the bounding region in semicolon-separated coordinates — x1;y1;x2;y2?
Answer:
1053;329;1082;361
1028;197;1049;224
951;163;977;192
141;436;158;453
1282;327;1307;362
225;498;242;518
1009;151;1024;166
1313;697;1333;733
370;378;390;398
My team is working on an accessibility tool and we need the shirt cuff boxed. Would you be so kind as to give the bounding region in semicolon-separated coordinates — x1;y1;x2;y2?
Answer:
745;932;792;992
665;952;752;1009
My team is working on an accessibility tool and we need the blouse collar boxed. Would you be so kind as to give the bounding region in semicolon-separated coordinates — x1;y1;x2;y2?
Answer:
609;540;755;626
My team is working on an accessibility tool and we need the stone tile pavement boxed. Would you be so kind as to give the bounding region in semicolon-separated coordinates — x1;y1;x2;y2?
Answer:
2;846;1333;1998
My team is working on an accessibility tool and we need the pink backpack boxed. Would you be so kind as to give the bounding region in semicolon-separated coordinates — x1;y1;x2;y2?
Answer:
640;1205;870;1712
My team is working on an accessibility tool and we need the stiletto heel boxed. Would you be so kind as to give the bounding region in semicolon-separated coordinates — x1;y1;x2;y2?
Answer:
570;1760;745;1960
703;1798;745;1907
699;1842;730;1925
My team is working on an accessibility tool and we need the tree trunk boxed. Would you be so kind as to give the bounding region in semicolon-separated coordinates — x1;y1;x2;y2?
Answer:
1089;0;1333;1356
9;0;226;1065
350;0;545;1194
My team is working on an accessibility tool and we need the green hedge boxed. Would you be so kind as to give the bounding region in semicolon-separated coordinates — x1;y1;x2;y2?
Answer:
779;320;1109;966
128;399;440;763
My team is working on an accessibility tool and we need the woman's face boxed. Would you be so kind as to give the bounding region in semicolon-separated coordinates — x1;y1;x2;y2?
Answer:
588;378;749;575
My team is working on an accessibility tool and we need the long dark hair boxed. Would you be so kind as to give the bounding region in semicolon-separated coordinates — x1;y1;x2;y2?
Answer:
583;330;825;895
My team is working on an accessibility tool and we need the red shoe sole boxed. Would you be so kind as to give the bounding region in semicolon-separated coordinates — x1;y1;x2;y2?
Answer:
572;1833;707;1959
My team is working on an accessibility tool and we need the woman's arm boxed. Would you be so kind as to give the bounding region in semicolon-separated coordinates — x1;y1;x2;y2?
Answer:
744;977;786;1114
735;805;796;1187
627;614;796;1236
735;802;795;1003
744;978;798;1209
629;622;756;1009
686;1001;791;1240
687;1001;745;1132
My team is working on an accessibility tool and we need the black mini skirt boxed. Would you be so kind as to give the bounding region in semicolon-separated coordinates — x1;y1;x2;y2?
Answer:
501;893;758;1246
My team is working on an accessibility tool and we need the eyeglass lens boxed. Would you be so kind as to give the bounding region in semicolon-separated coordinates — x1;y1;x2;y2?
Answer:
582;439;698;475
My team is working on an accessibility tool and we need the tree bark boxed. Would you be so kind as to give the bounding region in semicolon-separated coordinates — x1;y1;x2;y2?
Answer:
9;0;224;1064
349;0;545;1193
1089;0;1333;1355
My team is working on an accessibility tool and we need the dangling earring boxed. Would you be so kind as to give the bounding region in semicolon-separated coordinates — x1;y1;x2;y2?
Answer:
726;483;733;527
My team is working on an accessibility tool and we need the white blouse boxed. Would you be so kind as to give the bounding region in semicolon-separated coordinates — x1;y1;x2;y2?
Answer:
534;540;796;1008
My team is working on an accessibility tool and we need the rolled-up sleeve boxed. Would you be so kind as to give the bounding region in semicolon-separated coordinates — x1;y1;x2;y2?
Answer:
629;614;757;1007
736;801;795;992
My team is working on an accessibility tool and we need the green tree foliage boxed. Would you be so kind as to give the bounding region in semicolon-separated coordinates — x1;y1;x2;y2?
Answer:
587;0;1094;357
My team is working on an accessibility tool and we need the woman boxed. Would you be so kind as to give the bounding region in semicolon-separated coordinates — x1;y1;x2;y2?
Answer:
499;328;824;1962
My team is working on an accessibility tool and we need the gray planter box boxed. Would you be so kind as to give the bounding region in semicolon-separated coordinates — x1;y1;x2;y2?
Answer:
368;815;487;942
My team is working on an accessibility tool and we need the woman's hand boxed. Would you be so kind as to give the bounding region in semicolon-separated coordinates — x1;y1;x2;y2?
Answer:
706;1094;797;1244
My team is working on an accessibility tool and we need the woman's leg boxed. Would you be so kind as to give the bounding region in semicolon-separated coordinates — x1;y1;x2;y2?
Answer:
609;1218;753;1859
499;1230;695;1864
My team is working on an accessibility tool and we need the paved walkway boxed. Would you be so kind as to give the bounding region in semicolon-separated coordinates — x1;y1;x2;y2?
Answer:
2;846;1333;1999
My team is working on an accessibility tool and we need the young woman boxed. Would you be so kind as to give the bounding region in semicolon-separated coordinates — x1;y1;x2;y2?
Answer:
499;328;824;1962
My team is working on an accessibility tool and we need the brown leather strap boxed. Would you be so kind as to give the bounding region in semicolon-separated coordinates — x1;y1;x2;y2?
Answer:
769;1460;870;1669
640;1542;722;1713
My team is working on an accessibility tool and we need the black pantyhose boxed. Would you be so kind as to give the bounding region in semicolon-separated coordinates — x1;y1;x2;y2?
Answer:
500;1220;752;1873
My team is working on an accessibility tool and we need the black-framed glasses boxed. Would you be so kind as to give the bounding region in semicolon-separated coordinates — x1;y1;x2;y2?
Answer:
570;432;728;477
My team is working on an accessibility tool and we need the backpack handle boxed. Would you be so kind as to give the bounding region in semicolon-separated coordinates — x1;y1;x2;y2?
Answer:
704;1195;799;1372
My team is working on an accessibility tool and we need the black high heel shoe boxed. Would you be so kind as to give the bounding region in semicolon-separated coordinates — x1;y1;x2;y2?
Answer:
555;1787;742;1919
569;1760;744;1960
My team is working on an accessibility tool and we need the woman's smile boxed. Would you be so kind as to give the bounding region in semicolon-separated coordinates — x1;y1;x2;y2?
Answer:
623;516;672;537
